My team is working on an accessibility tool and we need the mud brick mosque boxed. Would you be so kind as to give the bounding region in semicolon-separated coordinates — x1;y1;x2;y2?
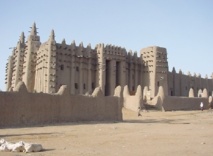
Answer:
1;23;213;127
5;23;213;99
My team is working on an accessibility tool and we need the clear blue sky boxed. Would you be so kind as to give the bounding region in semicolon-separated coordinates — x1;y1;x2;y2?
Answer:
0;0;212;90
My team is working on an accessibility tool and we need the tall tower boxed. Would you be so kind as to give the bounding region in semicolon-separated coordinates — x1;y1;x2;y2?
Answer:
13;32;25;87
5;32;26;91
47;30;57;93
22;23;41;92
5;55;13;91
141;46;168;98
34;30;56;93
96;43;106;94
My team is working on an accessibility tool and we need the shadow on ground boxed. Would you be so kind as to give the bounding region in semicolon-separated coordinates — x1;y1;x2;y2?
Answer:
0;132;60;138
123;118;190;125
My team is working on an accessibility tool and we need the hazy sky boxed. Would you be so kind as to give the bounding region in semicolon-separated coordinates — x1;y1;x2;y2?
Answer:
0;0;212;90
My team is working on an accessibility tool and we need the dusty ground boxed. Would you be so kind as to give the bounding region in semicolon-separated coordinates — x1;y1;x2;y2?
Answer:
1;109;213;156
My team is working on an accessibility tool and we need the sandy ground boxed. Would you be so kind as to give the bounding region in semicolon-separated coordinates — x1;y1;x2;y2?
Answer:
1;108;213;156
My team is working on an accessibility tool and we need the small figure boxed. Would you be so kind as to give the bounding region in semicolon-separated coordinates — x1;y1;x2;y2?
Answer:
138;106;142;116
200;102;204;111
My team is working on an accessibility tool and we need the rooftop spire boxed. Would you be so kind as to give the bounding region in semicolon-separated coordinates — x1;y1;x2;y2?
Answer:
71;40;76;50
172;67;176;73
49;29;55;41
79;42;84;48
62;38;66;44
87;43;91;49
20;32;25;44
30;22;37;36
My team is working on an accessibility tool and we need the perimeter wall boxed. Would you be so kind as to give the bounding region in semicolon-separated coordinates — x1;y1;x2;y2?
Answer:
148;86;210;111
0;82;122;127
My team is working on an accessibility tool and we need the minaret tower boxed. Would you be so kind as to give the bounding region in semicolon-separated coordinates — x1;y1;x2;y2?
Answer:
13;32;25;86
141;46;168;98
22;23;41;92
47;30;57;93
5;32;26;91
5;55;13;91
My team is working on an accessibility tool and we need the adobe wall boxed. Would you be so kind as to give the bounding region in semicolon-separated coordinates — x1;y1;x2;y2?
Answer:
168;70;213;97
150;86;210;111
162;96;209;111
0;84;122;128
123;85;143;112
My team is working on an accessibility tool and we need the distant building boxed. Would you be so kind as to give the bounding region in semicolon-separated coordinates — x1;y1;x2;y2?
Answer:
5;23;213;98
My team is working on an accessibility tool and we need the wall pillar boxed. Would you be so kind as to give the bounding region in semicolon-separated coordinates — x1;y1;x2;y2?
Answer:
79;58;83;94
140;64;144;89
70;56;75;94
120;61;126;87
135;63;138;90
88;58;92;93
110;60;116;95
129;62;133;92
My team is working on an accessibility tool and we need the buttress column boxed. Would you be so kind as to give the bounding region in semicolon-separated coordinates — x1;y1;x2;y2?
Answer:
109;59;116;95
70;56;75;94
87;58;92;93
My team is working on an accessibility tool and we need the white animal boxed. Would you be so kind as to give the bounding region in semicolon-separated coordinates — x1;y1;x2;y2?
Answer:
0;143;10;152
0;140;25;152
24;143;43;153
2;141;15;151
11;141;25;152
0;139;6;146
0;139;42;153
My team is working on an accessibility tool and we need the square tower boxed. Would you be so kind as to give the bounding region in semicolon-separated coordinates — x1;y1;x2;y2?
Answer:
141;46;168;98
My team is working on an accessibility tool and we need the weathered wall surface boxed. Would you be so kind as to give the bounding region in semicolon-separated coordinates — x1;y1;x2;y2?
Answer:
148;86;210;111
0;85;122;128
162;97;209;111
123;85;143;112
168;70;213;97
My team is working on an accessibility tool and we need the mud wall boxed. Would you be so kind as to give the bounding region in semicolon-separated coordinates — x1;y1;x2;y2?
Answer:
162;96;209;111
0;84;122;127
123;85;143;112
152;86;210;111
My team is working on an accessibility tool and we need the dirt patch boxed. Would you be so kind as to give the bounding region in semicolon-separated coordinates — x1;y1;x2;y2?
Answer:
1;109;213;156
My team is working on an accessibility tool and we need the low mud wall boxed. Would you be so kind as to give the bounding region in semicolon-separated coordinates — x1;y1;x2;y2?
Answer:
162;96;209;111
0;85;122;127
148;86;210;111
123;85;143;112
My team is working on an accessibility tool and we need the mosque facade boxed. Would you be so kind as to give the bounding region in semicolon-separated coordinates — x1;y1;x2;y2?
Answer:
5;23;213;98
